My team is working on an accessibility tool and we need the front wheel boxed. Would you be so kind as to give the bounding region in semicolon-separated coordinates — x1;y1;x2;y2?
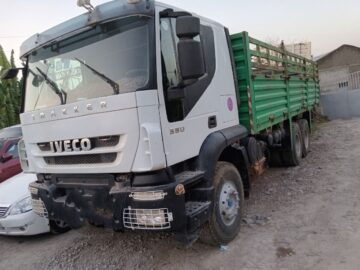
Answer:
200;162;244;246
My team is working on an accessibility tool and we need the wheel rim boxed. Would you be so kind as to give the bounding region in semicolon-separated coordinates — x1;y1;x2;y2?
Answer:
304;129;309;150
219;180;240;226
295;133;302;158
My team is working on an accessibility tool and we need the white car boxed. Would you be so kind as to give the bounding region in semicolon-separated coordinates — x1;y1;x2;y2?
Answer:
0;173;69;236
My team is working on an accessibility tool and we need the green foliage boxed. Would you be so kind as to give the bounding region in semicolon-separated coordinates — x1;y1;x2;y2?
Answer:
0;45;21;130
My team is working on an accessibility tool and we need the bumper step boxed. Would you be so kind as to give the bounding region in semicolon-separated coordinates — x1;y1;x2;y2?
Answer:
185;201;211;233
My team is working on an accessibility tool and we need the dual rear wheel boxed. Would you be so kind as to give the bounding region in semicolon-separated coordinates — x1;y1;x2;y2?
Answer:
271;119;310;167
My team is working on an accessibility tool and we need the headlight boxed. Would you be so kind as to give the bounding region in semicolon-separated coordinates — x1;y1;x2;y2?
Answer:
9;196;32;216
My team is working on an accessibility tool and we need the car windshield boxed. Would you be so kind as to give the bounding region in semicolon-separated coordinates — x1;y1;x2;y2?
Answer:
24;15;155;112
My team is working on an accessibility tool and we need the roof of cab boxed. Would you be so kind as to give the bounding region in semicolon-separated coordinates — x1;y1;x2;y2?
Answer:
20;0;155;58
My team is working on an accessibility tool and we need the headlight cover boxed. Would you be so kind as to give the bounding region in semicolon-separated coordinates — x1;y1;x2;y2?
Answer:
9;196;33;216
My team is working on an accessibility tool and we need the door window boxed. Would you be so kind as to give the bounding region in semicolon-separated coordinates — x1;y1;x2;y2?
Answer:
6;143;19;158
160;16;216;122
160;18;184;122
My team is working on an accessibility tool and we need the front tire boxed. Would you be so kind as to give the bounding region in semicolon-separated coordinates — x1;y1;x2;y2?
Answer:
200;162;244;246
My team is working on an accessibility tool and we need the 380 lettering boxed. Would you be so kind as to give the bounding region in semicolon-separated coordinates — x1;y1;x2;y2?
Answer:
49;138;92;153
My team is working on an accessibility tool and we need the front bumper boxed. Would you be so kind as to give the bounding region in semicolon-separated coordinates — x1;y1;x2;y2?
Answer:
0;210;50;236
30;172;194;233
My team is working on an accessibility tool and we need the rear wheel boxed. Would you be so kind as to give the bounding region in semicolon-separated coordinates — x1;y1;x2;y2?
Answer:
298;119;310;157
200;162;244;246
281;122;303;167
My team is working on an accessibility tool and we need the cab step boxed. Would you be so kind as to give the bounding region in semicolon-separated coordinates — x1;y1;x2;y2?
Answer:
175;170;204;186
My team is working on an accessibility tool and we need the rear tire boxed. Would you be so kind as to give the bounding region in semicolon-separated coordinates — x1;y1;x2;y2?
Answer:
50;220;71;234
200;162;244;246
269;150;283;167
298;119;310;157
281;122;303;167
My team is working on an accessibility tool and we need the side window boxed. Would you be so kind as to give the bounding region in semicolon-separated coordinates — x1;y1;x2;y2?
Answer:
6;143;19;158
160;18;184;123
160;16;216;123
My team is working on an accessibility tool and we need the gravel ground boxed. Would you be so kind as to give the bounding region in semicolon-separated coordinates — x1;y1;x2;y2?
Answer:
1;118;360;270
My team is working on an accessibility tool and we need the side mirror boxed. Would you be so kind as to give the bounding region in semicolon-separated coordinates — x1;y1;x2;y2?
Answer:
176;16;206;82
0;68;20;80
0;153;13;163
176;16;200;38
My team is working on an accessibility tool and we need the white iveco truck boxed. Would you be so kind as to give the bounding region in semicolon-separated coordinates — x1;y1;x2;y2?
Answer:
2;0;319;245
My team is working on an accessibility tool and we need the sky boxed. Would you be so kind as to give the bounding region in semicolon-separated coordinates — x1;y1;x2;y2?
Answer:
1;0;359;65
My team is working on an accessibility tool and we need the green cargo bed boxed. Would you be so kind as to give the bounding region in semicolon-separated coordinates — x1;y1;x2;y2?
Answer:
231;32;320;134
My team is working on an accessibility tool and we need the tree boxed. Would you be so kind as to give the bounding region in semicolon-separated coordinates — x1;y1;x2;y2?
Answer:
0;45;21;130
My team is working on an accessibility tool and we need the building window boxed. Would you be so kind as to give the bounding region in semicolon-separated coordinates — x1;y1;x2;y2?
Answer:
339;81;349;88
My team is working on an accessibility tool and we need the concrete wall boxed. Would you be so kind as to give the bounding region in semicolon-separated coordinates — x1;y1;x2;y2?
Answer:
319;67;349;91
321;88;360;120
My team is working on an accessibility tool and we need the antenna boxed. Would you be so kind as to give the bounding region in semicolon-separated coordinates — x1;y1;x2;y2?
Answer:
77;0;95;12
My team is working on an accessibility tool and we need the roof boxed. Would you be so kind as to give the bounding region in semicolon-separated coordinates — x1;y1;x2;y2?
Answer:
315;44;360;62
20;0;155;58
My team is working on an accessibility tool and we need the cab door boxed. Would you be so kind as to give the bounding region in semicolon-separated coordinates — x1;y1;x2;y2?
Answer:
155;6;238;167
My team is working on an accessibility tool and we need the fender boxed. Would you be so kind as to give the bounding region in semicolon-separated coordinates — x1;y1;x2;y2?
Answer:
197;125;249;186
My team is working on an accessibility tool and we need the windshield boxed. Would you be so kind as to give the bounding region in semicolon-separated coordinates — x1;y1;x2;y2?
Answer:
24;15;156;112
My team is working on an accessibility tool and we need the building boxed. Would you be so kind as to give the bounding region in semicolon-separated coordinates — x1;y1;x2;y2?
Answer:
316;45;360;92
285;42;312;59
317;45;360;120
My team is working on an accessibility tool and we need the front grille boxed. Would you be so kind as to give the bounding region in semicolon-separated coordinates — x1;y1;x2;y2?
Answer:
44;153;117;165
38;136;120;152
0;207;9;218
31;199;48;218
123;208;173;230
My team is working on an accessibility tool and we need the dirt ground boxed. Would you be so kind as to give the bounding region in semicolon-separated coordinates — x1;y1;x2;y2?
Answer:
0;118;360;270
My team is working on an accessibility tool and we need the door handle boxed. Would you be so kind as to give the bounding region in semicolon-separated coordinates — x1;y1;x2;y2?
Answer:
208;116;217;129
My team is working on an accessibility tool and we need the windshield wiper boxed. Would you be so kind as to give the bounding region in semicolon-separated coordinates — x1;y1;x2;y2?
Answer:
36;67;67;105
75;58;119;94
